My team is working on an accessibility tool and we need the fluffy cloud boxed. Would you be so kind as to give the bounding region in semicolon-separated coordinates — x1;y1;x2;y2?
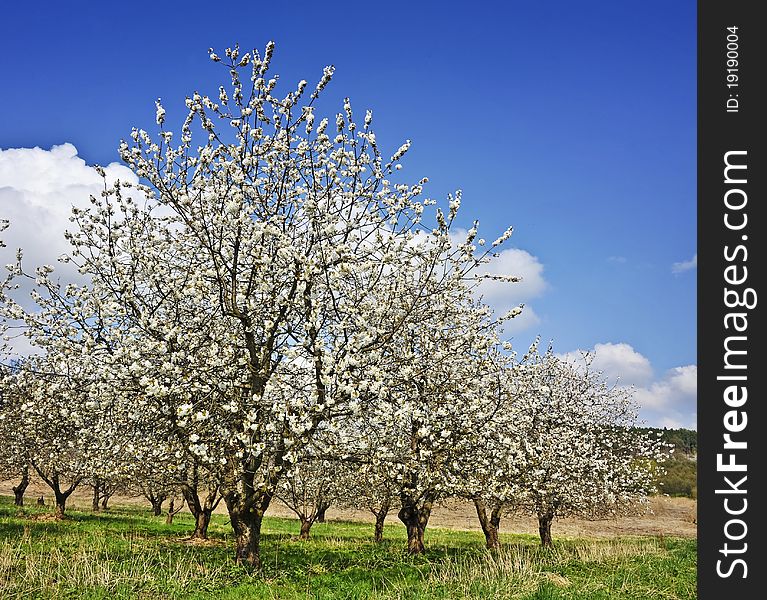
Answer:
558;342;696;429
479;247;547;335
484;248;548;334
557;342;654;387
672;253;697;274
632;365;697;429
0;143;137;275
501;303;541;334
478;247;547;305
447;229;548;335
1;144;137;355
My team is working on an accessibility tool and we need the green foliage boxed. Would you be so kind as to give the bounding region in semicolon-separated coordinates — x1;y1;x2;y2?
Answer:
0;496;695;599
634;427;697;498
639;428;697;457
656;455;697;499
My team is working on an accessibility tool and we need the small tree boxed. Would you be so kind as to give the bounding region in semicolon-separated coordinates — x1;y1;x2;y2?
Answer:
1;361;95;519
0;382;33;507
361;289;516;554
180;462;223;540
489;345;669;547
141;484;169;517
349;461;399;543
11;464;30;507
277;452;340;539
0;269;33;508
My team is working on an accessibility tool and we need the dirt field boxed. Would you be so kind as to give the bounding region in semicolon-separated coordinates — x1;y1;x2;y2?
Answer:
1;479;697;539
309;496;697;539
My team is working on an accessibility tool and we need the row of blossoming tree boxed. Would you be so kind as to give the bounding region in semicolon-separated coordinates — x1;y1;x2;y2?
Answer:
0;44;668;568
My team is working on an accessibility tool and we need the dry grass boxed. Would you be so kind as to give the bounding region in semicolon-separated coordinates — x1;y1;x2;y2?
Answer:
0;533;233;599
418;537;674;599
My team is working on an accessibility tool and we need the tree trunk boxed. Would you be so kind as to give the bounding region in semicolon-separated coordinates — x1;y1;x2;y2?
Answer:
166;501;175;524
12;467;30;507
228;506;264;568
100;491;113;511
182;478;221;540
54;492;67;520
474;498;501;550
316;502;329;523
182;485;206;538
183;493;215;539
92;480;101;512
371;497;391;543
374;511;387;543
403;520;425;554
538;513;554;547
223;474;274;569
148;493;167;516
191;509;212;539
151;499;164;517
398;495;433;554
166;498;184;525
299;517;313;540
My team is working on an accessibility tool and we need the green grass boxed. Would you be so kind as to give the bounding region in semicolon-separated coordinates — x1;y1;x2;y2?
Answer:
0;496;696;599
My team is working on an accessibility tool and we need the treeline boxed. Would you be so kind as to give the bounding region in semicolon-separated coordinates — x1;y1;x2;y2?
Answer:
637;427;697;498
641;427;697;456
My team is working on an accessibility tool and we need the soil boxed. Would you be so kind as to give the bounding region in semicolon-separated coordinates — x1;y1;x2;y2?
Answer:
1;480;697;539
268;496;697;539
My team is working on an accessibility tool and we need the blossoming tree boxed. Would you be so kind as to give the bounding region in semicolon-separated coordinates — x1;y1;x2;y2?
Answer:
464;342;669;547
358;275;517;553
1;42;517;567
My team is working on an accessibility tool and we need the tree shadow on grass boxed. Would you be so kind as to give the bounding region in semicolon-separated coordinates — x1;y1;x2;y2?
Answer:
1;496;560;597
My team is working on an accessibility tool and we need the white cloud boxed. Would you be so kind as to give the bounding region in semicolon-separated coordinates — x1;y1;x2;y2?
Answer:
1;144;138;356
631;365;696;410
447;229;548;335
479;247;547;304
672;253;697;274
558;342;653;387
477;247;547;334
501;304;541;335
0;143;137;276
633;365;697;429
558;341;696;429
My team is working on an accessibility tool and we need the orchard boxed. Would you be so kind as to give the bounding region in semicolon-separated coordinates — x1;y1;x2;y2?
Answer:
0;43;668;570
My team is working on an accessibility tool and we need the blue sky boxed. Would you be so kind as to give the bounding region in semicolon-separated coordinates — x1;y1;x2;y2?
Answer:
0;1;696;427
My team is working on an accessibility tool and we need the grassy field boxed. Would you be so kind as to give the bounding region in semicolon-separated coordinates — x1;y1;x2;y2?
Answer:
0;496;696;599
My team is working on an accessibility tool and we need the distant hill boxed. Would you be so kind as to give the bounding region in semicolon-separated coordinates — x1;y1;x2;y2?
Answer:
637;427;697;498
641;427;697;456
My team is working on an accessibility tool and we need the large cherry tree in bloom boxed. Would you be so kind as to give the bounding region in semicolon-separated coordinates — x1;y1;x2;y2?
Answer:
2;43;517;567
